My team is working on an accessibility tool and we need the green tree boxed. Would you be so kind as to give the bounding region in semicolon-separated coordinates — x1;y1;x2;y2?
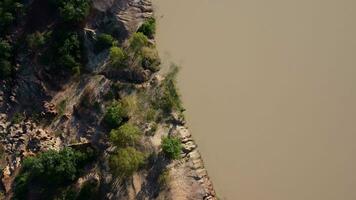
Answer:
104;101;127;129
52;0;90;23
109;147;145;177
161;136;182;159
137;17;156;38
109;123;141;147
109;46;126;68
13;147;94;199
44;31;82;74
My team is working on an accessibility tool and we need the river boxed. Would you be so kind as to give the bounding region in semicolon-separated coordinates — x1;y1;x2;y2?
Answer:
153;0;356;199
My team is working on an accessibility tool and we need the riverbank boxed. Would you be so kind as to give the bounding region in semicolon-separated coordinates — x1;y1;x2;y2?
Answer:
0;0;216;199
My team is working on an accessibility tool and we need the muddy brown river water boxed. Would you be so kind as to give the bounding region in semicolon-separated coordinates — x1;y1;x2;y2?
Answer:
153;0;356;199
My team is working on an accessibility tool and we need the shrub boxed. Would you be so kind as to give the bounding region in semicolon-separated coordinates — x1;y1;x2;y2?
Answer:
109;123;141;147
109;147;145;177
104;101;127;129
109;46;126;68
137;17;156;38
95;33;116;52
161;136;182;159
129;32;149;54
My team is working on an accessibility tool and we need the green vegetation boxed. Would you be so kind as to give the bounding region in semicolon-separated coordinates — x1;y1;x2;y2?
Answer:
27;31;50;52
57;99;67;117
43;31;83;75
0;39;12;79
51;0;90;23
0;0;24;34
11;112;24;124
104;101;128;129
158;169;170;189
137;17;156;38
56;32;82;74
155;66;183;113
109;123;141;147
129;32;149;54
109;147;145;177
141;46;160;71
76;180;99;200
161;136;182;159
13;147;95;199
109;46;126;68
95;33;116;52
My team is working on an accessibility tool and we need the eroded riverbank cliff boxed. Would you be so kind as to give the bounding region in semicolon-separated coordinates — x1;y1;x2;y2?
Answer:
0;0;216;199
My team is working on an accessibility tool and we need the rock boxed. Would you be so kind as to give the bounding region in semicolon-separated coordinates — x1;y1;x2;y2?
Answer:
43;101;58;118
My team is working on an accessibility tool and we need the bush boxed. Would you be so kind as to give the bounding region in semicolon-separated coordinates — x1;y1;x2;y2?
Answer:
109;46;126;68
161;136;182;159
109;147;145;177
104;101;127;129
109;123;141;147
137;17;156;38
13;147;94;199
95;33;116;52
